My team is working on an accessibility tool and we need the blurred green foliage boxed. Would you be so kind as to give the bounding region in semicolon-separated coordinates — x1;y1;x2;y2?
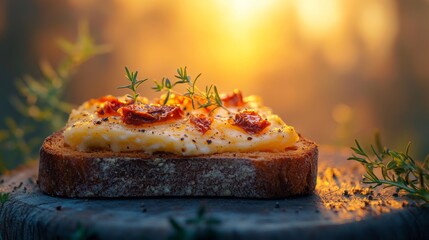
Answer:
0;22;108;173
169;205;221;240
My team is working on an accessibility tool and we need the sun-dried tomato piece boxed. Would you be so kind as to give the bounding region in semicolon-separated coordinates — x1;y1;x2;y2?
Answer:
233;110;271;134
222;89;245;107
120;104;184;125
96;96;132;117
190;114;213;134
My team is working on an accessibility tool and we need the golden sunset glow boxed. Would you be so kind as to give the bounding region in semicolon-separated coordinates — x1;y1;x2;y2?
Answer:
295;0;343;39
5;0;425;155
63;0;403;147
98;0;399;85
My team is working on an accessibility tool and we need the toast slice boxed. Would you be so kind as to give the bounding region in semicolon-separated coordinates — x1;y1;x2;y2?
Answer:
39;131;318;198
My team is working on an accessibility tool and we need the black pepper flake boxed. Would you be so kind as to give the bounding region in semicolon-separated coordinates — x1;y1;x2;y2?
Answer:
180;138;184;141
228;141;231;144
138;129;146;132
94;120;102;125
368;195;373;200
206;140;212;144
192;139;196;143
71;124;76;128
247;137;253;141
56;206;62;211
102;117;109;122
181;148;185;152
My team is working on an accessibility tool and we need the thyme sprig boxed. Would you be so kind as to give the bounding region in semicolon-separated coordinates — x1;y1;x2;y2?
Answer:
348;134;429;203
151;67;228;113
117;67;147;102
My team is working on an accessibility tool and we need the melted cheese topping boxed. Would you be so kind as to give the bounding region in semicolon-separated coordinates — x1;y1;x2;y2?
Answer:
64;94;299;156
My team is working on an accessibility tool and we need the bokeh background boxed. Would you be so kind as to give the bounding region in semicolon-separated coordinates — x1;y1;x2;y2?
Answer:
1;0;428;163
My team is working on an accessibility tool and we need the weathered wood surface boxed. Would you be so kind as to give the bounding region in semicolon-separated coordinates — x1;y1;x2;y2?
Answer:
1;147;428;240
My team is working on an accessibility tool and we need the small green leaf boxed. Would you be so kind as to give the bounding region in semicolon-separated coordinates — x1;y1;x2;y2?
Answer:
0;192;10;204
374;130;384;154
165;78;172;89
386;160;396;170
424;155;429;170
163;91;171;105
169;218;184;233
197;205;206;219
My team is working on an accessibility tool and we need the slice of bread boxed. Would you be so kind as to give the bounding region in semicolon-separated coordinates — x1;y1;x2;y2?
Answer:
39;131;318;198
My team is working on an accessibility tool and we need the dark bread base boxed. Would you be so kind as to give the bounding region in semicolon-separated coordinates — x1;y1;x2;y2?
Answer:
39;131;318;198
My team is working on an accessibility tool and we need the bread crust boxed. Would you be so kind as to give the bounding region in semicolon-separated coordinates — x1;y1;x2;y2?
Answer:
39;131;318;198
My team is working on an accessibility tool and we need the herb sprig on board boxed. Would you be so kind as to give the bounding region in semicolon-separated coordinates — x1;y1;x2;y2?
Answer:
348;133;429;203
0;192;9;204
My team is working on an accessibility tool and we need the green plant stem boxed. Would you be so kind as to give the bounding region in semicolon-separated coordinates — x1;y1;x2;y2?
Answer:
348;136;429;203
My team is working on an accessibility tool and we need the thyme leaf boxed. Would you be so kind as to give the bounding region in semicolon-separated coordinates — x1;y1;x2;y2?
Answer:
348;133;429;203
0;192;9;204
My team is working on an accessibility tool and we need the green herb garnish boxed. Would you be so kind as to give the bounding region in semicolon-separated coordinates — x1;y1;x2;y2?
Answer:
70;223;97;240
348;133;429;203
168;205;221;240
117;67;147;102
121;66;228;113
0;192;10;204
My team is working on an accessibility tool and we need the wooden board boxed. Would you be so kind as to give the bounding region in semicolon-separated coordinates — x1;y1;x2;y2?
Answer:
1;147;428;239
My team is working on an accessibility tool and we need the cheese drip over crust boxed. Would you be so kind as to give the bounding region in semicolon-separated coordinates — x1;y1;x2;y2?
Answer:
63;92;299;156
